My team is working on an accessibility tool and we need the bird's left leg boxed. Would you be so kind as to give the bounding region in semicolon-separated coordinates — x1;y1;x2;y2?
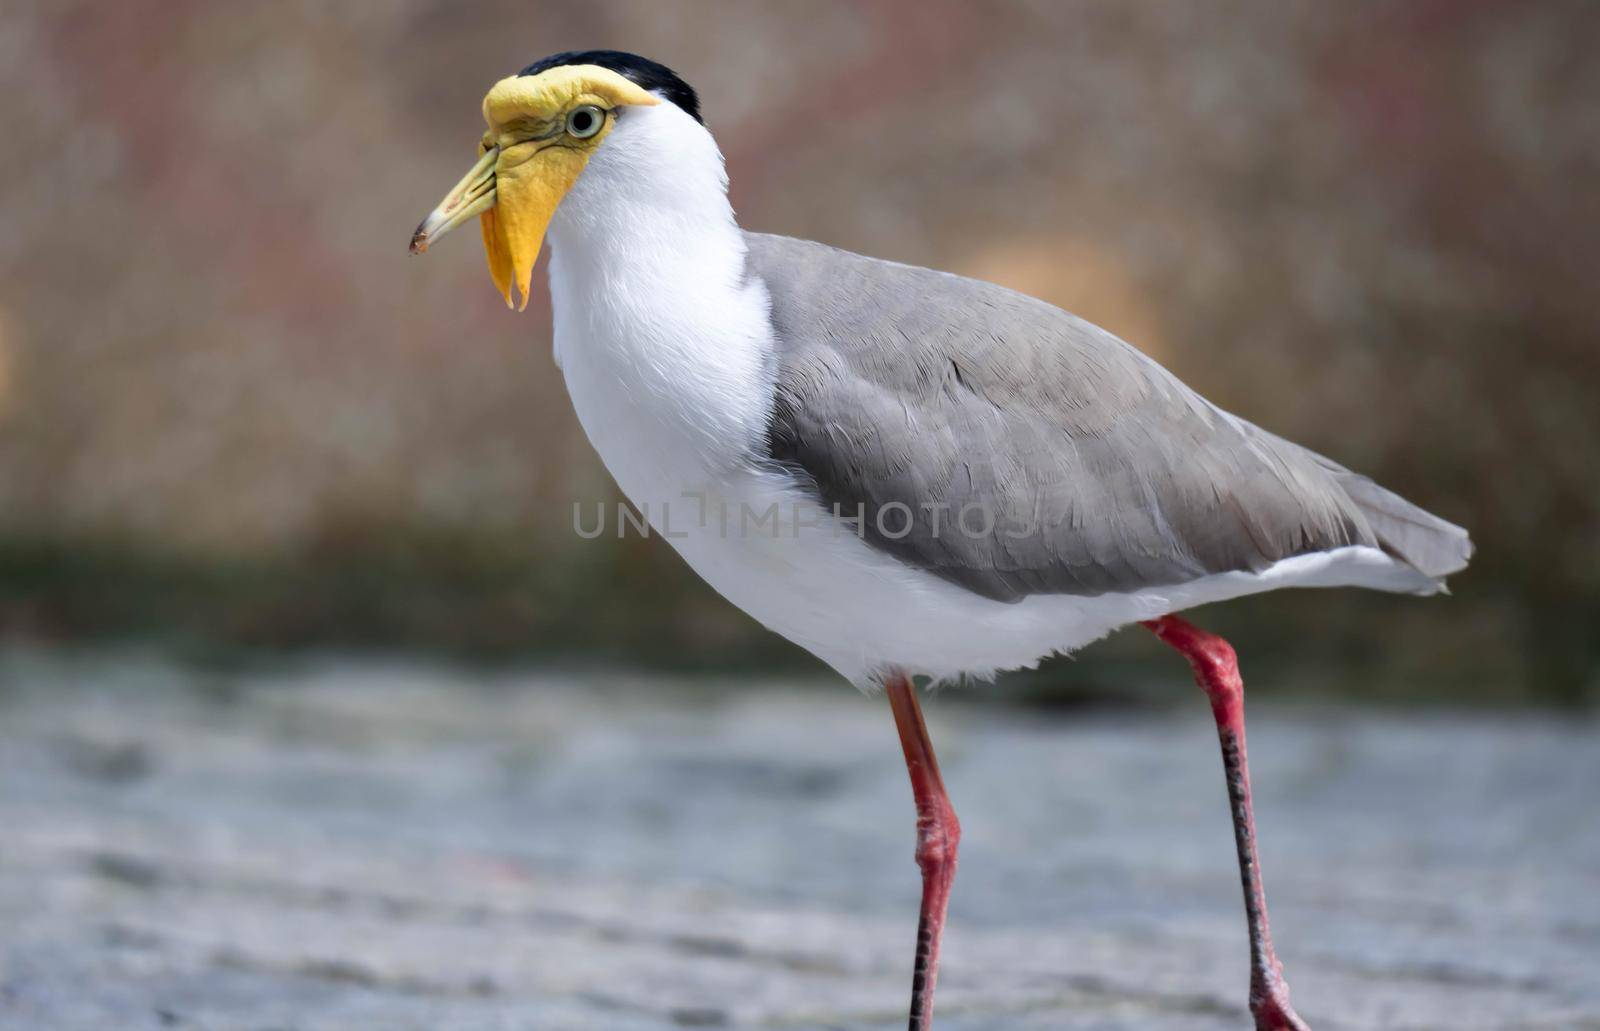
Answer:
1141;614;1311;1031
883;670;961;1031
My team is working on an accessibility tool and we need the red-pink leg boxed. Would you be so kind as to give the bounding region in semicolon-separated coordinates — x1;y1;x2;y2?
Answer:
1142;615;1311;1031
884;671;961;1031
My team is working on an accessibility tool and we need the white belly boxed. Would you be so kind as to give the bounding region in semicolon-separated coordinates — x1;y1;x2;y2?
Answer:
559;337;1421;687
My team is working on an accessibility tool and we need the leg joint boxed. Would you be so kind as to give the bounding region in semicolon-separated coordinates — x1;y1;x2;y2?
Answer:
1146;616;1243;704
914;803;961;871
1190;635;1238;682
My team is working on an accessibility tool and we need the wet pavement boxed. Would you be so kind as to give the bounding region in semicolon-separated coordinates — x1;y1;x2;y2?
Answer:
1;650;1596;1030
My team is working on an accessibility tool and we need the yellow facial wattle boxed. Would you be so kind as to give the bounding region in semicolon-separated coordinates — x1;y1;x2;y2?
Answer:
409;64;660;310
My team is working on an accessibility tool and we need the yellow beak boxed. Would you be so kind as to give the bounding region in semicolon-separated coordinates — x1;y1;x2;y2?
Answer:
409;146;498;256
409;138;591;311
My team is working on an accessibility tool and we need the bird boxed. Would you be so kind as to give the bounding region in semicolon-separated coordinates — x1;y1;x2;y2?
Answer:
409;50;1472;1031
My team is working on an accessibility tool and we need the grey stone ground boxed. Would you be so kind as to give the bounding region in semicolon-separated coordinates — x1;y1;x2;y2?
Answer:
0;650;1596;1031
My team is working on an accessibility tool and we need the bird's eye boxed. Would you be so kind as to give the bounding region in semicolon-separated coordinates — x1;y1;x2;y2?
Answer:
566;106;605;139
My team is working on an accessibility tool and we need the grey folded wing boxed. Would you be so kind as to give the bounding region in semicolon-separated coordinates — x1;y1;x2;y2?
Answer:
746;232;1470;602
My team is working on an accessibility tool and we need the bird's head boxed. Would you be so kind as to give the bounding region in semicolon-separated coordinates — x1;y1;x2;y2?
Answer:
409;51;701;310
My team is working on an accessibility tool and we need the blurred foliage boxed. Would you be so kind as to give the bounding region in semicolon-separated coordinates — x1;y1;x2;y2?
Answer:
0;1;1596;703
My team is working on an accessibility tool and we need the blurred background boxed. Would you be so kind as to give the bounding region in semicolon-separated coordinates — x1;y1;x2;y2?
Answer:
4;4;1600;1029
1;0;1597;703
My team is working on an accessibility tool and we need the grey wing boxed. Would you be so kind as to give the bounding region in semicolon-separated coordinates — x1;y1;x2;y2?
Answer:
747;232;1470;602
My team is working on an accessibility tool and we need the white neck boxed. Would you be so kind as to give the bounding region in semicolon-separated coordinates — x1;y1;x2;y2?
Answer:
545;101;774;501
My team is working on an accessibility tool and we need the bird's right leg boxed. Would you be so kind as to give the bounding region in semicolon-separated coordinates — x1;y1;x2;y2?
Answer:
883;670;961;1031
1142;615;1311;1031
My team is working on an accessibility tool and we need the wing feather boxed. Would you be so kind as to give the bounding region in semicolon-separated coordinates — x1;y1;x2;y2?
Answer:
747;232;1468;601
